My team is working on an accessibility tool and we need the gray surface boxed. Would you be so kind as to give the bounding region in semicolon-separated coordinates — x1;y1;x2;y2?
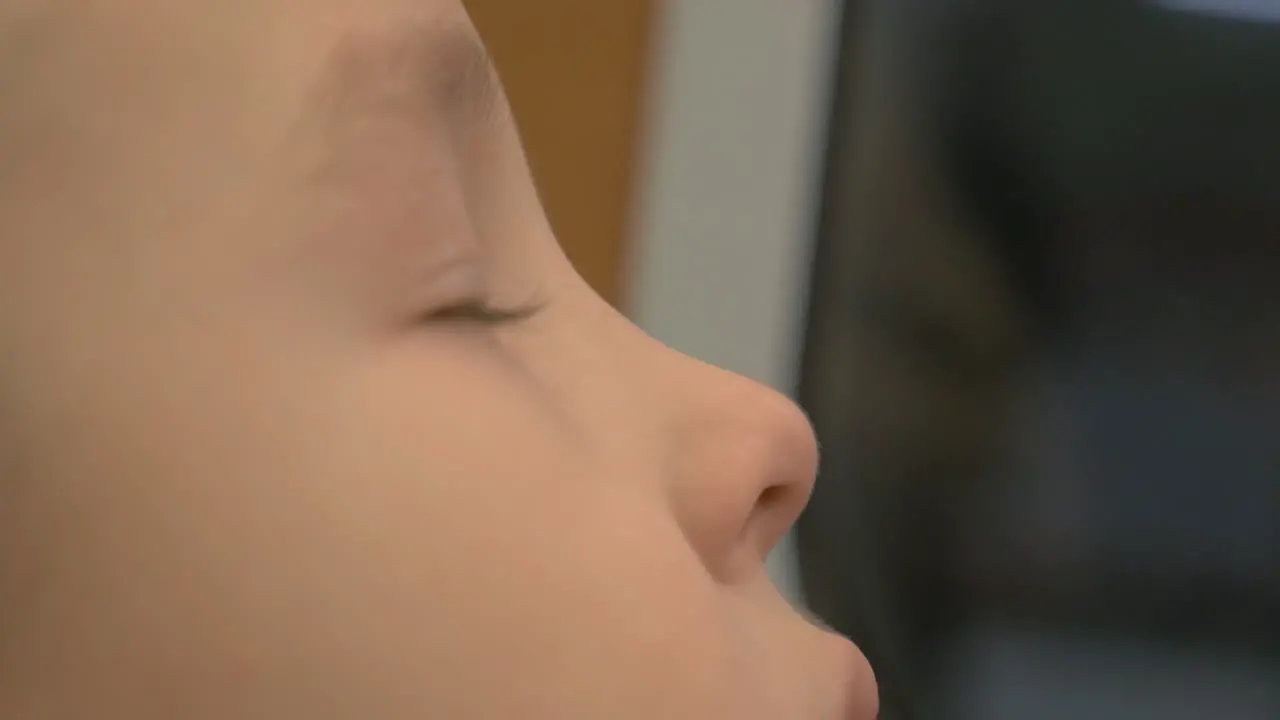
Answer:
946;625;1280;720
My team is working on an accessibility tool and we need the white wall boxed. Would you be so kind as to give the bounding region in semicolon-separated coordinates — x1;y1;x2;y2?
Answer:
625;0;843;604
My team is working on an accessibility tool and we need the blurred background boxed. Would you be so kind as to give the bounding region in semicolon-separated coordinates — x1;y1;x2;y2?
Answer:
465;1;1279;718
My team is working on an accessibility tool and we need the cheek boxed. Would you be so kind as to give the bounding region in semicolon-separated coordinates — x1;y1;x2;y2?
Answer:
338;343;586;548
308;350;766;716
0;293;769;718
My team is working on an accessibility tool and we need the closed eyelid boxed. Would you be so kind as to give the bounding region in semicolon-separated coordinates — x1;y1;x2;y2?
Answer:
280;18;525;332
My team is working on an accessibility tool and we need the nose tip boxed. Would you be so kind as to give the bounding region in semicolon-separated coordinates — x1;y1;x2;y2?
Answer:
666;359;820;576
740;386;820;553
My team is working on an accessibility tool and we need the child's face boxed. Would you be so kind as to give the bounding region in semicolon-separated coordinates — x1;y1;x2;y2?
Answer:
0;1;875;717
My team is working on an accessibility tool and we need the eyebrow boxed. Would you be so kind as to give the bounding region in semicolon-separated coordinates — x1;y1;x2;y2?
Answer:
302;20;502;141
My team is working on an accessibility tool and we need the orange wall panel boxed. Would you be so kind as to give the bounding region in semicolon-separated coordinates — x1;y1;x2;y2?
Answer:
465;0;657;306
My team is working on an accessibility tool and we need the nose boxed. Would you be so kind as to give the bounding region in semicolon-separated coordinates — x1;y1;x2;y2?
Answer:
662;355;819;581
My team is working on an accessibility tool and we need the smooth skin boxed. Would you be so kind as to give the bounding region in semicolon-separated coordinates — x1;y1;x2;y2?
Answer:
0;1;877;717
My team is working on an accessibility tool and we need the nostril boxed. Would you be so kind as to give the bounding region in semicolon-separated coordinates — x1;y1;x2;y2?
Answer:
665;363;821;577
744;480;807;560
757;483;789;512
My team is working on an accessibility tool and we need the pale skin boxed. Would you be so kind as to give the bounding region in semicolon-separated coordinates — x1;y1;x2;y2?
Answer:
0;1;877;717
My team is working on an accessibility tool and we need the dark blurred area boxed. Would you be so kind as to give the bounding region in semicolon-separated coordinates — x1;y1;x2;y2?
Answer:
794;1;1280;718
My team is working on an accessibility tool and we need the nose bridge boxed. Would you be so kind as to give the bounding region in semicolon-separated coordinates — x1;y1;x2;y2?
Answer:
663;350;820;574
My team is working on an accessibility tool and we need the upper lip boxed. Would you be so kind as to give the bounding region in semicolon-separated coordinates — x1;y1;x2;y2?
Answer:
831;633;879;719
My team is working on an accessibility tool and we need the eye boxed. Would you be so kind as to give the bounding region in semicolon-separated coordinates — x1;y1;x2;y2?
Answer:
424;299;544;326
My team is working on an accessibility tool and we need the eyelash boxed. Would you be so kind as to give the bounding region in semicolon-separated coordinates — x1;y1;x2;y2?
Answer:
425;299;544;326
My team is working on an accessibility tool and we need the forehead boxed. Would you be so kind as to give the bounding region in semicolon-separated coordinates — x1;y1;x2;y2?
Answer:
0;0;498;179
0;0;504;270
306;14;501;140
0;0;486;101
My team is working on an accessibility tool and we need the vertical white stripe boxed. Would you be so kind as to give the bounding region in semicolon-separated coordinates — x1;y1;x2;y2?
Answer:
625;0;844;604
